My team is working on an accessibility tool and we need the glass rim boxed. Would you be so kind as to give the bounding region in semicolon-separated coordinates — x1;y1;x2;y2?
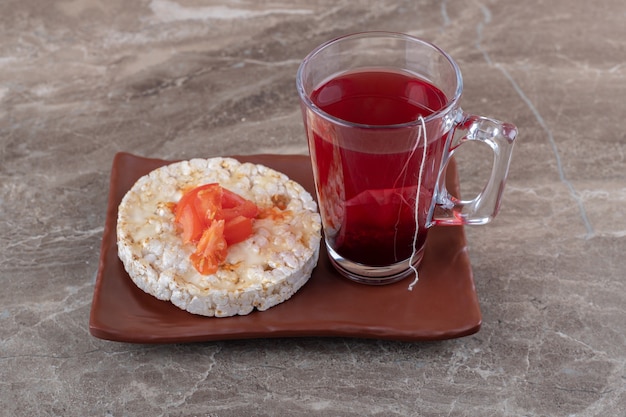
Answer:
296;31;464;129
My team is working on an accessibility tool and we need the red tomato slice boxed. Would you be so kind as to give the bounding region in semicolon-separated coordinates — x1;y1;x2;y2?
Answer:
174;184;259;275
176;203;204;244
223;215;254;245
190;219;227;275
195;184;222;225
175;183;221;242
220;188;246;208
175;184;214;218
219;188;259;221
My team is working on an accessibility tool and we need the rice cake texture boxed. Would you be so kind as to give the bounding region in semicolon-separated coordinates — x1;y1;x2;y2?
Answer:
116;157;322;317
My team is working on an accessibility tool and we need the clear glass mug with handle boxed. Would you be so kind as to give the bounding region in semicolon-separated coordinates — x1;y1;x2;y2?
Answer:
296;32;517;285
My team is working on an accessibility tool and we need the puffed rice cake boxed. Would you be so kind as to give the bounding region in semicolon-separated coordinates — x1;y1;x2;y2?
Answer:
116;157;322;317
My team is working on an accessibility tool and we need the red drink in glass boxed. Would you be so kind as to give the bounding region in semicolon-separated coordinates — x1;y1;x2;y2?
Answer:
308;69;448;266
298;32;517;284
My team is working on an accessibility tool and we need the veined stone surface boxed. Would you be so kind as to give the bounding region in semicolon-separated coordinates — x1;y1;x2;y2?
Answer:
1;1;625;416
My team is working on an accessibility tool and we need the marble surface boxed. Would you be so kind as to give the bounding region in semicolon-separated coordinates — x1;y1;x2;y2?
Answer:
1;0;625;416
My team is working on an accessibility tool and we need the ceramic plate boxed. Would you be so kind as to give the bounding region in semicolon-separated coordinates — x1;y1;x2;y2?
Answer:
89;152;481;343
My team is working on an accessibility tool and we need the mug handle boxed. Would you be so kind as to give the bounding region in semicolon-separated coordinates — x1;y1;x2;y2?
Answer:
429;112;518;226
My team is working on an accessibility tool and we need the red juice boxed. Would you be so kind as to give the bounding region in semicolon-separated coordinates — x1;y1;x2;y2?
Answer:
307;69;449;266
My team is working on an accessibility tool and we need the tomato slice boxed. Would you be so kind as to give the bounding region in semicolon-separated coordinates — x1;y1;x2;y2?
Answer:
174;184;259;275
190;220;227;275
176;203;204;243
219;188;259;221
175;184;215;219
220;188;246;208
195;184;222;225
223;215;254;245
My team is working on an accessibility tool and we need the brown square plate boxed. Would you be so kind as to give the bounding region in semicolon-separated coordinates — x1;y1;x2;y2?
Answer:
89;152;481;343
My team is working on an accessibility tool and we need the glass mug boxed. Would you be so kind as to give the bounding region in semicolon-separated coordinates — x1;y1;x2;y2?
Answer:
296;32;517;285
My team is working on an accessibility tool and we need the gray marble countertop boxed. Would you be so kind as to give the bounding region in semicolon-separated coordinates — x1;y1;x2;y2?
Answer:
1;1;625;416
